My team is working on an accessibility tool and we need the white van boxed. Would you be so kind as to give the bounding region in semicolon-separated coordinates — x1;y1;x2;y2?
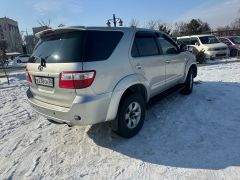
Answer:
177;35;229;60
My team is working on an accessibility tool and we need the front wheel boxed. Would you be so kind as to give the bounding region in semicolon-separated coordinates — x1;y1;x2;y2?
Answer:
115;93;145;138
181;68;194;95
230;49;238;57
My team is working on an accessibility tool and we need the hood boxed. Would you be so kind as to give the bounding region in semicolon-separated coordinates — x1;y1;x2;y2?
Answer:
231;44;240;50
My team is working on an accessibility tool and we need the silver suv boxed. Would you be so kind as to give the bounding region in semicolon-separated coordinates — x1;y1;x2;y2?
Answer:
26;27;197;138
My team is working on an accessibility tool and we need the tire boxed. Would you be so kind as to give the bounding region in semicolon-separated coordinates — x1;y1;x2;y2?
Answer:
181;68;194;95
230;49;238;57
196;51;206;64
115;93;146;138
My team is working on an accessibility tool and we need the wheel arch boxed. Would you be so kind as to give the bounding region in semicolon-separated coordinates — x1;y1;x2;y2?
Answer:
105;74;149;122
183;62;197;83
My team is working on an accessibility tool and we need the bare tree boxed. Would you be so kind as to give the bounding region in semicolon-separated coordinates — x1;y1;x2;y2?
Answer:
231;17;240;29
0;42;9;84
144;20;172;34
145;20;157;30
156;21;172;34
37;18;51;27
129;19;140;27
170;22;185;37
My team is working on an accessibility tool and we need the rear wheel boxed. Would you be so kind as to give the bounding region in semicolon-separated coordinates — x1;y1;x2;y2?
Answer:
115;93;145;138
181;68;193;95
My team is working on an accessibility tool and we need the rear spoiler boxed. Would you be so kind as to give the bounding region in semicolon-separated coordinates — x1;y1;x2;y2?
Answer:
35;26;86;38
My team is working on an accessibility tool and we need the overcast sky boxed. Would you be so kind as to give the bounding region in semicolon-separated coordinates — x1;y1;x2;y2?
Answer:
0;0;239;34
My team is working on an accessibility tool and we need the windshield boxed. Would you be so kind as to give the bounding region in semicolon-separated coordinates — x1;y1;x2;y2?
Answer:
229;36;240;44
199;36;220;44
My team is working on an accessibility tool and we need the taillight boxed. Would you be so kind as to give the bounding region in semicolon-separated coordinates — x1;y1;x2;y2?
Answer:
25;68;32;84
59;71;96;89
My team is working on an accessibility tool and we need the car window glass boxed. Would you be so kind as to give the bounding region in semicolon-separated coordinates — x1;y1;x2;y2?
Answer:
177;38;190;45
191;38;199;45
30;31;123;63
220;38;231;45
85;31;123;61
131;41;139;57
158;35;178;55
132;35;159;57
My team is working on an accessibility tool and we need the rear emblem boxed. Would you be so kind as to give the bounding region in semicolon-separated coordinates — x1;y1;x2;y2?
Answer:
38;65;43;71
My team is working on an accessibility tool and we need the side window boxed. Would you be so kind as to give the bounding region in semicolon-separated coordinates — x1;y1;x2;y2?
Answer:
158;34;179;55
191;38;199;45
177;38;190;46
85;31;123;61
131;33;159;57
131;41;139;57
219;38;231;46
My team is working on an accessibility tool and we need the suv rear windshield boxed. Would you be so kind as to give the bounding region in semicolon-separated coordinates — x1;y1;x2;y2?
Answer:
29;30;123;63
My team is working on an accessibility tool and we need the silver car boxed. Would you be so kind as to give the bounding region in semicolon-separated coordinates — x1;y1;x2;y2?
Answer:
26;27;197;138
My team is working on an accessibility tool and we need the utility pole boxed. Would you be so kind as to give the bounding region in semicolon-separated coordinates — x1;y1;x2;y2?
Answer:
106;14;123;27
113;14;116;27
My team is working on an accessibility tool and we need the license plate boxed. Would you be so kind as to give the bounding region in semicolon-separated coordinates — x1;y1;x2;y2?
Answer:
35;76;54;87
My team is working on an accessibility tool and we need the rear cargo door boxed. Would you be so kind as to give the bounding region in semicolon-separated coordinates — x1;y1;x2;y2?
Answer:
27;30;84;107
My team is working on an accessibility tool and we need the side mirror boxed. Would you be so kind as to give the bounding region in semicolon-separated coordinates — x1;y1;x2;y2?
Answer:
188;46;194;53
179;44;187;52
195;42;200;46
166;47;178;54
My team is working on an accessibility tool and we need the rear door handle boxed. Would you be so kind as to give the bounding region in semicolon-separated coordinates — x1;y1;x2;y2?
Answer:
136;64;142;69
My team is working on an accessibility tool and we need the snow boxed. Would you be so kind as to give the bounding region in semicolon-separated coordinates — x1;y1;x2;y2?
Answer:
1;60;240;179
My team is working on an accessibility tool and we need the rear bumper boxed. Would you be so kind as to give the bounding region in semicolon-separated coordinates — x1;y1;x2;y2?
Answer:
27;89;112;126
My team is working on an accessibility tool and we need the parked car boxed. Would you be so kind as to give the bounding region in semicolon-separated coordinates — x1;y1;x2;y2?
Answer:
26;27;197;138
14;54;30;63
177;35;229;60
218;36;240;57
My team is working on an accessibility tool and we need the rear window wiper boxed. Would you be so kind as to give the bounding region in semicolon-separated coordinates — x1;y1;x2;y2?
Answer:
29;55;46;67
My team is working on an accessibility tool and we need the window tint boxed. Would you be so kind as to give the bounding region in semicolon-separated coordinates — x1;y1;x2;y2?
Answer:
85;31;123;61
132;34;159;57
30;32;84;63
229;36;240;44
177;38;190;45
158;34;178;55
190;38;199;45
131;41;139;57
219;38;231;45
199;36;219;44
30;30;123;63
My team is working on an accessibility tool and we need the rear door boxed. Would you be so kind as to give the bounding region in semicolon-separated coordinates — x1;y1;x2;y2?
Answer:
130;31;166;96
27;30;84;107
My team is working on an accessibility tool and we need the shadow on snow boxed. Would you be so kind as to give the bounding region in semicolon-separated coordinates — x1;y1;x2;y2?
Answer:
87;81;240;170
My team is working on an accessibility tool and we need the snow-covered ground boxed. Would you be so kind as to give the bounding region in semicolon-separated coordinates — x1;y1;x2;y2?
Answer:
0;61;240;179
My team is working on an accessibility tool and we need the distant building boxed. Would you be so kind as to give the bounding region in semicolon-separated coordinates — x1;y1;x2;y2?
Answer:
0;17;22;53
